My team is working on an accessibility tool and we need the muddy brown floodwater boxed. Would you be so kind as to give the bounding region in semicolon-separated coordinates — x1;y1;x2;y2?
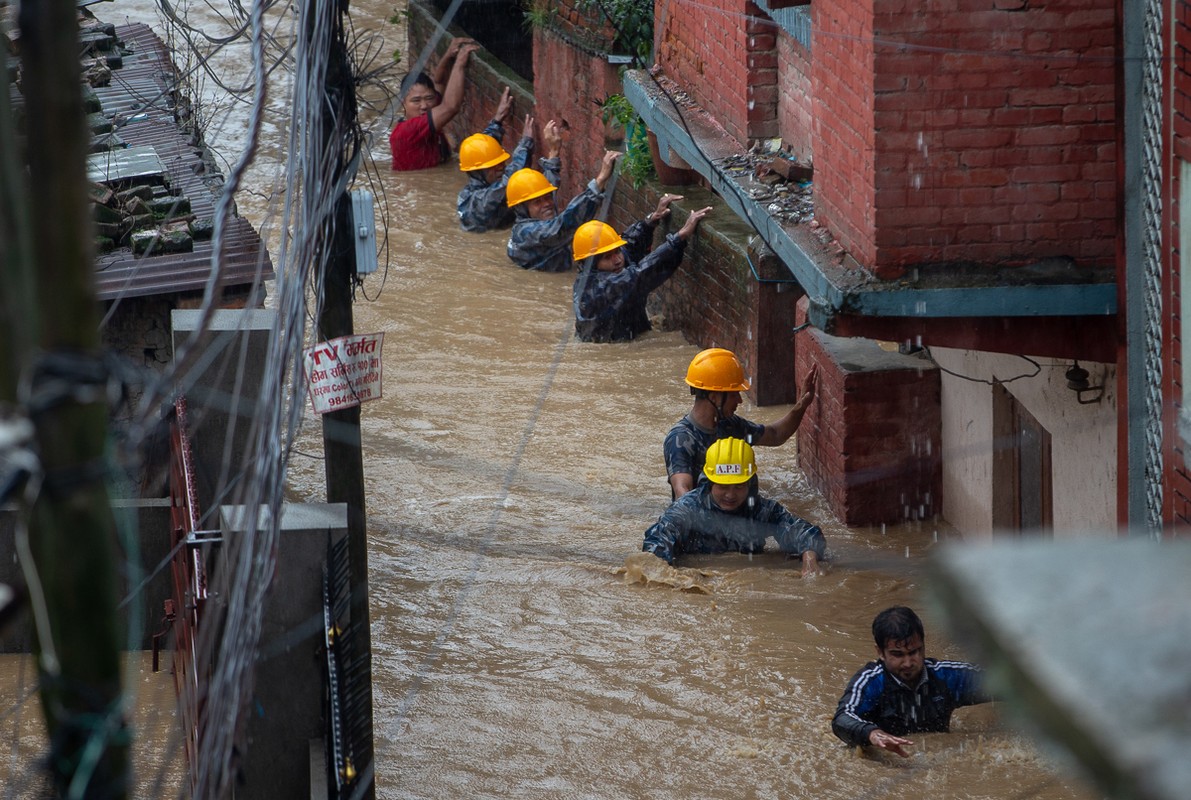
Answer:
283;159;1099;800
0;2;1104;798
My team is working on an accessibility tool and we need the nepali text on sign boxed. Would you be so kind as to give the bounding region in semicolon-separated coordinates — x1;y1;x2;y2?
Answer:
304;332;384;414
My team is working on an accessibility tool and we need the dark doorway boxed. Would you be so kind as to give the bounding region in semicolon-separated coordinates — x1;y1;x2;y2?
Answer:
992;382;1053;535
430;0;534;82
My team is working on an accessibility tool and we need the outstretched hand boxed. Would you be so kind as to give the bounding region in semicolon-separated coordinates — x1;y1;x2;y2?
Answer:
650;193;683;223
595;150;623;191
444;37;476;58
522;114;536;140
800;550;821;578
868;729;914;758
798;363;819;408
677;206;713;240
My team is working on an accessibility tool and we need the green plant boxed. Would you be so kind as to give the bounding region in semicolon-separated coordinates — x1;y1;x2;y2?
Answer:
521;2;552;34
598;94;655;188
582;0;653;64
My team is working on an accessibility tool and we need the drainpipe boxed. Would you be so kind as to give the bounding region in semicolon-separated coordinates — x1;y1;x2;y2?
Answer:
1121;0;1162;537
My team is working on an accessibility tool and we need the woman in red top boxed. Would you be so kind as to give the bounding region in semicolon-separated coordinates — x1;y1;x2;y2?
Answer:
390;38;479;171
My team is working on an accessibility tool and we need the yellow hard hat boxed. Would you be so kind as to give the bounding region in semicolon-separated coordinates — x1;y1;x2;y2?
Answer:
506;168;557;207
459;133;511;171
703;437;757;484
685;348;750;392
572;220;627;261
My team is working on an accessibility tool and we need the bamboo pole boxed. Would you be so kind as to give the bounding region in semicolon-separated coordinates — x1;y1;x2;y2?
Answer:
13;3;130;797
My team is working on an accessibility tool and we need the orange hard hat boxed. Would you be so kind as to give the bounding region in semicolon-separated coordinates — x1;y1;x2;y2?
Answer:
685;348;750;392
459;133;511;171
506;168;557;207
572;220;627;261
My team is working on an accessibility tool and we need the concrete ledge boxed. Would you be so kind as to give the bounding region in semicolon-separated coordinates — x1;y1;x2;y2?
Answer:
930;539;1191;800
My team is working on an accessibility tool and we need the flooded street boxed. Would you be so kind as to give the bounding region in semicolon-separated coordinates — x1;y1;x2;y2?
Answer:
1;2;1103;798
291;162;1098;799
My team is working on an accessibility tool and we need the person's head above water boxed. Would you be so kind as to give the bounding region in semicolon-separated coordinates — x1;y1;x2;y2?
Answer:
399;72;439;118
871;606;927;685
572;220;627;271
506;168;558;219
702;437;757;512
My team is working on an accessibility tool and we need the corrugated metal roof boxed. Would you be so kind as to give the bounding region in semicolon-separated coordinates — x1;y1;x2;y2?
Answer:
89;23;274;302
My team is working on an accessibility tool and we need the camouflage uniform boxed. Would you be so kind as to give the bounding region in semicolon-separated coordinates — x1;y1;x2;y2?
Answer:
663;414;765;492
456;120;534;233
572;218;685;343
506;159;600;273
642;480;825;564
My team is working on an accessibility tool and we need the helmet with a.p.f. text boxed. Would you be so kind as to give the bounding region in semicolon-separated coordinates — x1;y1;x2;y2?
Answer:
459;133;510;172
685;348;750;393
703;437;757;485
572;220;627;261
505;168;557;207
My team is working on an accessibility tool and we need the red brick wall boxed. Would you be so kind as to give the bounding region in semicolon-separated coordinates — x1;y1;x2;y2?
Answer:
655;0;752;146
536;0;617;53
531;26;626;200
813;0;1117;279
1167;0;1191;535
745;9;779;140
811;0;878;271
795;302;942;526
777;32;813;162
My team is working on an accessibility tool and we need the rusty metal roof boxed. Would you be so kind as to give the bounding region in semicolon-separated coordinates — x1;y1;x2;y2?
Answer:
89;23;273;302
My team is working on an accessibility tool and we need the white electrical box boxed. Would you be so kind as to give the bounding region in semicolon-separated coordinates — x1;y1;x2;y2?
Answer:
350;189;378;275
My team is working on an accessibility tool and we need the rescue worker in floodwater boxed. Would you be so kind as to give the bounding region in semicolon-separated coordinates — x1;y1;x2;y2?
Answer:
505;150;621;272
832;605;991;757
390;37;480;171
642;437;825;576
571;194;712;343
664;347;819;499
457;89;561;233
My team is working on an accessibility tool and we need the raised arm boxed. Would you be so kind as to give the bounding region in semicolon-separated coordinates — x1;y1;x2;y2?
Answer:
756;364;818;447
431;37;473;93
429;42;480;132
493;85;514;124
593;150;623;192
542;119;563;160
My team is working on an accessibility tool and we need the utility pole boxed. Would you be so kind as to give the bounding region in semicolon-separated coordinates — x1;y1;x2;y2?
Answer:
6;3;130;797
312;1;375;796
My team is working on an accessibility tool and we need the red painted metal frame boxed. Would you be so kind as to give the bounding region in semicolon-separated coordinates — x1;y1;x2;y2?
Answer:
168;396;208;797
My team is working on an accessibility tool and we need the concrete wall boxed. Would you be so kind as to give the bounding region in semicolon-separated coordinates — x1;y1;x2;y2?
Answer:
171;309;274;527
933;347;1117;538
217;503;349;800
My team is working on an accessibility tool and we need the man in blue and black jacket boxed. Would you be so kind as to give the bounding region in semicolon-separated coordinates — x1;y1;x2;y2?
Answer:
832;606;991;756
